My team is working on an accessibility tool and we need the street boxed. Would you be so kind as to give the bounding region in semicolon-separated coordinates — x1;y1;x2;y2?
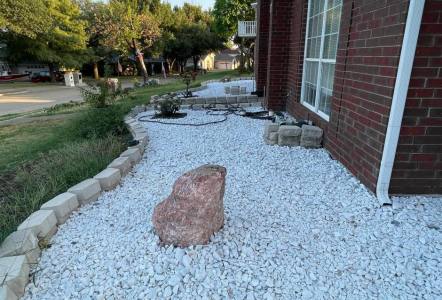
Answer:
0;84;82;115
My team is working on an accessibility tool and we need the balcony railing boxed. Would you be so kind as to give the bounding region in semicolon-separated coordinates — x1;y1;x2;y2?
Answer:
238;21;257;37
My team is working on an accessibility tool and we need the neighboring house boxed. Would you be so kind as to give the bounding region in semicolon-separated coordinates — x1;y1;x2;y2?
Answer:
254;0;441;201
200;53;215;70
215;49;240;70
185;53;216;71
10;62;49;76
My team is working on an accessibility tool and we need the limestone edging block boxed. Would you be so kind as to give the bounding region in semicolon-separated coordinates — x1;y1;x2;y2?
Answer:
40;192;79;225
67;179;101;206
0;285;18;300
17;210;57;240
0;231;40;264
94;168;122;191
107;157;132;176
120;148;142;166
0;255;30;298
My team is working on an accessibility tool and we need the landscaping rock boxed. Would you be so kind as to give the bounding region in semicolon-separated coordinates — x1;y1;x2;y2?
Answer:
300;125;323;148
40;193;79;225
67;179;101;206
107;157;132;176
94;168;122;191
17;210;57;240
263;123;279;145
130;143;145;154
0;286;17;300
134;133;148;147
0;231;40;264
265;132;279;146
152;165;226;247
247;95;259;103
120;148;142;166
238;95;248;103
0;256;30;298
216;97;227;105
278;125;301;147
226;96;238;104
230;86;240;95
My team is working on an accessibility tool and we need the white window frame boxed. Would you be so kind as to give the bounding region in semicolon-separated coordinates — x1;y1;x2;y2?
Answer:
300;0;342;122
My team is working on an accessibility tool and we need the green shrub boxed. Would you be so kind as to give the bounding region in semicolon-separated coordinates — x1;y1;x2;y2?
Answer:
68;105;130;139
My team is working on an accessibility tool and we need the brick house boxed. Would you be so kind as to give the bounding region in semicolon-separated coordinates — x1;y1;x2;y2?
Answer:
254;0;441;203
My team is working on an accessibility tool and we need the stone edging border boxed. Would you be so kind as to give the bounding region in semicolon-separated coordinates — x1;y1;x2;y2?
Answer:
0;115;148;300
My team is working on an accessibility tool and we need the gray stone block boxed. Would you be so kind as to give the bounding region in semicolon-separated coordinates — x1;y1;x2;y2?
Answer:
68;179;101;206
264;123;280;137
279;125;302;137
215;97;227;104
237;95;248;103
0;286;18;300
205;97;216;104
17;210;57;240
94;168;122;191
265;132;279;146
230;86;240;95
300;125;323;148
40;193;79;225
0;231;40;264
278;125;302;147
226;96;238;104
0;256;29;298
108;157;131;176
247;95;259;103
120;148;142;166
193;97;206;105
182;98;195;105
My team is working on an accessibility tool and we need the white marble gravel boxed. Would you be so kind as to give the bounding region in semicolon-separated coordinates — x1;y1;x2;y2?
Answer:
194;80;255;97
24;110;442;300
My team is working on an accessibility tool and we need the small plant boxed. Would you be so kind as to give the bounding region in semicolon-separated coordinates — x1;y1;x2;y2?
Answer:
153;93;181;116
181;72;195;98
81;80;128;108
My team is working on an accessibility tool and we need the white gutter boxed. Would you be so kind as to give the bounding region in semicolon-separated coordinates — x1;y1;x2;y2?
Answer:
376;0;425;205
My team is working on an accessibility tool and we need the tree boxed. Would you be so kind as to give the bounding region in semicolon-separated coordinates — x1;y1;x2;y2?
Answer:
5;0;89;82
212;0;255;71
93;0;160;83
212;0;255;39
0;0;51;38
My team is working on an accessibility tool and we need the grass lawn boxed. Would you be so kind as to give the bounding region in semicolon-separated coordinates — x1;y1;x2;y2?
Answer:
0;70;250;241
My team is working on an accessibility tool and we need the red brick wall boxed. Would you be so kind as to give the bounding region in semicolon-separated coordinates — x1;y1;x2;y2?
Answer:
264;0;292;111
255;0;270;96
390;0;442;194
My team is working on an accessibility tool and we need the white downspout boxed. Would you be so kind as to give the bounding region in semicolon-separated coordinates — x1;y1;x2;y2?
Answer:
376;0;425;205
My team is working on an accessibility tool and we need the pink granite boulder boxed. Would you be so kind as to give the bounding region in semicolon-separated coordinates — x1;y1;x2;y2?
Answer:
152;165;226;247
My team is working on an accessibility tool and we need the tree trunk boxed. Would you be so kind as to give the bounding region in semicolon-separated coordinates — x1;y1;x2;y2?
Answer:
239;38;245;72
132;39;148;84
48;63;56;83
93;62;100;80
193;56;199;71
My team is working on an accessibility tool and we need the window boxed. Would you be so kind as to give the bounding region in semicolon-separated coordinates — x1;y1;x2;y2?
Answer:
301;0;342;121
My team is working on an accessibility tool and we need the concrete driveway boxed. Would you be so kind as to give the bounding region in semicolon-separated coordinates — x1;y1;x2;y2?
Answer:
0;84;82;116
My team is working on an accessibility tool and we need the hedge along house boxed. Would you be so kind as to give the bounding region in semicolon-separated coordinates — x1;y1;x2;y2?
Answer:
254;0;442;204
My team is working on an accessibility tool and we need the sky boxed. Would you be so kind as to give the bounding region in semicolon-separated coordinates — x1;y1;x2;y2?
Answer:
165;0;215;10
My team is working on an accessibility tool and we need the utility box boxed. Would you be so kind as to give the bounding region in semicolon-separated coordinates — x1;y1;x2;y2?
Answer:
73;72;83;86
64;72;75;87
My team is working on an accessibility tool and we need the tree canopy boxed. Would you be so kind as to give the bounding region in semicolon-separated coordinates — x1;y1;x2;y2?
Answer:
212;0;255;39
